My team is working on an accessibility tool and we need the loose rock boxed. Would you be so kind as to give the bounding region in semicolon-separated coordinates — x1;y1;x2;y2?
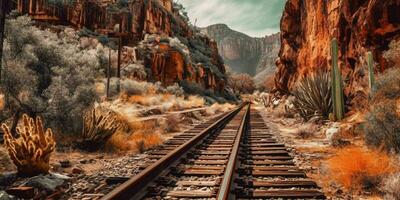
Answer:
22;173;71;193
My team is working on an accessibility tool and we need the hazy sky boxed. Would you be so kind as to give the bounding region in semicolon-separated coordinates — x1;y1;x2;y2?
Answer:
180;0;286;37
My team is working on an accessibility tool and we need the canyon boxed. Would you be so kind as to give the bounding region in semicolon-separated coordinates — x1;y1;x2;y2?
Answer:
202;24;280;78
275;0;400;109
9;0;226;91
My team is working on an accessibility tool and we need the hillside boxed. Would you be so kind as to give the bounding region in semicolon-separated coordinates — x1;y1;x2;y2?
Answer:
201;24;280;77
7;0;227;93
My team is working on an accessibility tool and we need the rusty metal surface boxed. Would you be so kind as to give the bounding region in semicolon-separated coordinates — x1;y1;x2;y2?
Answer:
101;103;246;200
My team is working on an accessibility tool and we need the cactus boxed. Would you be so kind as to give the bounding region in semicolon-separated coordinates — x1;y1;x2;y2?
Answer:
367;51;375;91
1;115;56;176
331;38;345;121
78;107;121;151
292;71;332;121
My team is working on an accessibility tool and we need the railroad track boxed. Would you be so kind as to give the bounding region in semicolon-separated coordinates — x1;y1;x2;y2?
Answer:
101;103;325;200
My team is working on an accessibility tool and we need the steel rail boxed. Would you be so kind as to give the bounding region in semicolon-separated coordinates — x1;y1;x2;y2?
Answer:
217;104;250;200
101;103;248;200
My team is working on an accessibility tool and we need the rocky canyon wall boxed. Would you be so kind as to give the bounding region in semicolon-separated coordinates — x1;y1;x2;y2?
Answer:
275;0;400;109
12;0;226;91
202;24;280;77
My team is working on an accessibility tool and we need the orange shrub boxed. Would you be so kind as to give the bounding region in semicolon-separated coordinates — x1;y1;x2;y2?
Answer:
129;131;162;153
327;146;395;192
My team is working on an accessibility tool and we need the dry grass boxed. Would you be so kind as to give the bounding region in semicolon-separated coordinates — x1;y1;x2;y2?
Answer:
121;93;205;112
326;146;395;192
160;114;181;133
204;103;235;116
0;94;4;110
381;173;400;200
294;123;318;139
108;129;162;153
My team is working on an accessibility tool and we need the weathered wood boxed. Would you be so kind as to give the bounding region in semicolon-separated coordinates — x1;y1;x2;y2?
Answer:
251;170;305;177
176;180;218;187
242;189;325;198
252;180;317;188
183;169;224;175
167;190;213;198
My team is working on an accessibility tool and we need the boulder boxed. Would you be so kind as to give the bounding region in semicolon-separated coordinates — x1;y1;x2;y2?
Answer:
22;173;71;193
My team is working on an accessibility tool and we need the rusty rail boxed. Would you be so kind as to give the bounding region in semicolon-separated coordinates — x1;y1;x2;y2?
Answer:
217;103;250;200
101;103;248;200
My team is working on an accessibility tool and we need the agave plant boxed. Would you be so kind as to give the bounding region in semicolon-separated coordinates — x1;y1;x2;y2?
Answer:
292;71;333;121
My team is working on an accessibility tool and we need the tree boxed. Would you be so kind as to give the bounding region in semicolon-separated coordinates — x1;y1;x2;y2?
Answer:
227;73;256;94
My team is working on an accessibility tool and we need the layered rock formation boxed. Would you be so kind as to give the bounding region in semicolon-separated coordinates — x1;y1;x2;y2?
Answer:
202;24;280;76
275;0;400;109
12;0;225;91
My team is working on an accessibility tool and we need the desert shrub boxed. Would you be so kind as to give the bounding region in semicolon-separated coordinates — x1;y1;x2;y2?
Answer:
165;83;184;97
227;73;256;94
161;114;181;133
108;120;162;152
326;147;394;192
121;79;154;95
384;39;400;67
0;94;4;110
1;16;99;134
292;72;332;121
179;80;205;95
381;173;400;200
1;115;55;176
261;74;275;92
364;67;400;153
77;107;123;151
121;63;147;80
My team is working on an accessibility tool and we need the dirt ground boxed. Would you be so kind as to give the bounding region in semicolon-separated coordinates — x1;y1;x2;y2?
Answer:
256;105;382;200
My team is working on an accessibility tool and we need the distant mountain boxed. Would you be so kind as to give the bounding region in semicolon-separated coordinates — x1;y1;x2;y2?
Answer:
201;24;280;77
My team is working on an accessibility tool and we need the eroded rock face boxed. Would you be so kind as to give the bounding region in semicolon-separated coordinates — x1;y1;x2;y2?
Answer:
202;24;280;76
13;0;225;91
275;0;400;109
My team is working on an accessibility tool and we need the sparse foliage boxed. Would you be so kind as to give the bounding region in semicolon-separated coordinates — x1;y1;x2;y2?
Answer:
292;72;332;121
2;114;55;176
326;147;394;192
381;173;400;200
384;39;400;67
78;107;122;151
364;67;400;153
227;73;256;94
1;16;99;134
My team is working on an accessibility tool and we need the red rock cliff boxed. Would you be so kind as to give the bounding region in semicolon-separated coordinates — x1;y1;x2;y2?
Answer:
13;0;226;91
275;0;400;108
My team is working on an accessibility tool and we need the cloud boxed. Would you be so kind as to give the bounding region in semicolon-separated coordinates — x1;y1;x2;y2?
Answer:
180;0;286;37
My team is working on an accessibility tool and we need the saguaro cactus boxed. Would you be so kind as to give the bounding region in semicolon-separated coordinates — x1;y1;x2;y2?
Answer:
367;51;375;91
330;38;345;121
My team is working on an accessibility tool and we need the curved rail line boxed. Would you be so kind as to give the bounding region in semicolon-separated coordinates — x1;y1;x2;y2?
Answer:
101;103;325;200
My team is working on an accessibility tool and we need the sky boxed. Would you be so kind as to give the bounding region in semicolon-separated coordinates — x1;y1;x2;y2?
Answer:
179;0;286;37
